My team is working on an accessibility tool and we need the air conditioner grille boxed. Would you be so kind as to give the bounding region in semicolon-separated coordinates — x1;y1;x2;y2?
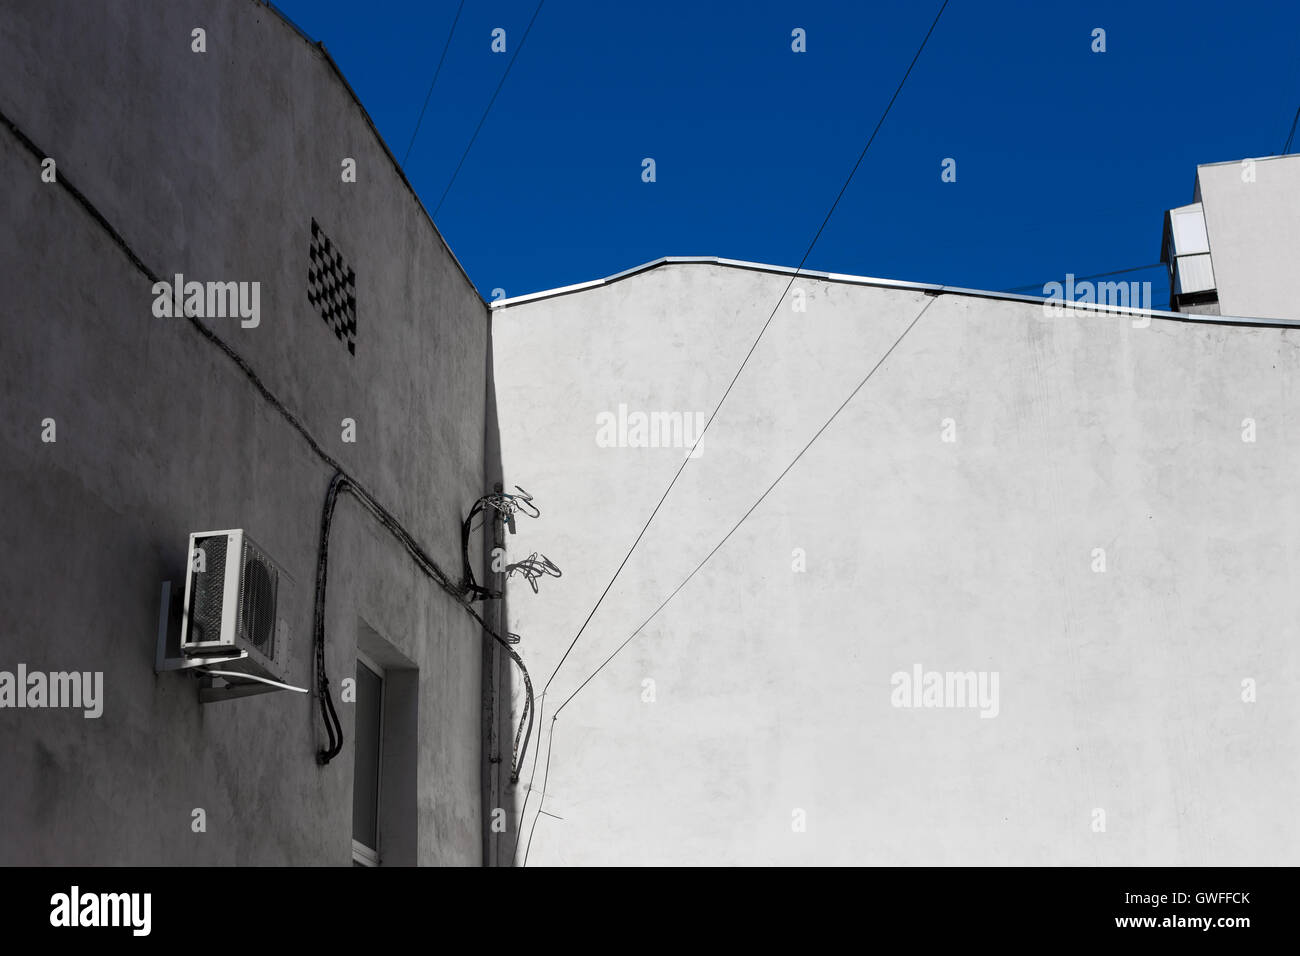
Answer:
237;537;279;659
187;534;229;646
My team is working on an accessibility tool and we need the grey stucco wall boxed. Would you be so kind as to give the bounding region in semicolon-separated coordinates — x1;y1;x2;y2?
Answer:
0;0;492;864
493;261;1300;865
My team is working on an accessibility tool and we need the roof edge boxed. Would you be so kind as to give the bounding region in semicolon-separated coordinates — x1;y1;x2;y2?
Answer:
489;256;1300;329
1196;153;1300;170
259;1;485;310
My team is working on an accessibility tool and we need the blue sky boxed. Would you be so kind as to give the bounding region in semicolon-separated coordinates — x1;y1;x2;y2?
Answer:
274;0;1299;306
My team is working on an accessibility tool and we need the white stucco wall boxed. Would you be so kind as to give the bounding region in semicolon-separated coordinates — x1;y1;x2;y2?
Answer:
493;260;1300;865
1197;154;1300;321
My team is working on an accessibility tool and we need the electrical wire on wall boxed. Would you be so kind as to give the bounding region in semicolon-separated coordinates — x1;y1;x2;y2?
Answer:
460;485;548;600
455;485;559;778
519;290;946;864
0;103;540;785
506;552;561;593
512;0;954;863
313;471;535;781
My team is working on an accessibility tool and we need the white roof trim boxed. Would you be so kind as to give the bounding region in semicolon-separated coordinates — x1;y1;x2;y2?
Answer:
489;255;1300;328
1196;153;1300;169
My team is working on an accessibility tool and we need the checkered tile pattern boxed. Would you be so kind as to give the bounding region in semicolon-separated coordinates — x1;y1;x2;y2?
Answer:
307;218;357;355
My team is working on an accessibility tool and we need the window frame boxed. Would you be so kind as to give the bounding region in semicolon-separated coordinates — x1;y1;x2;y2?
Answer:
350;651;386;866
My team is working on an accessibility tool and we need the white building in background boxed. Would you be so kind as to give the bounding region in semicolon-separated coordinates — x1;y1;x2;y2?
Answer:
493;155;1300;865
1162;155;1300;318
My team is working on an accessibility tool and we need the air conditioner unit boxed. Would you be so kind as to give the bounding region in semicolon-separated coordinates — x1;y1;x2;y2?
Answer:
180;529;290;686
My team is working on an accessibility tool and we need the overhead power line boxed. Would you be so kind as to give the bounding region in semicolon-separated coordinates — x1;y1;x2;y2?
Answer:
433;0;546;217
401;0;467;168
998;262;1165;294
539;0;953;700
514;0;952;865
556;293;943;718
522;291;945;865
1283;104;1300;155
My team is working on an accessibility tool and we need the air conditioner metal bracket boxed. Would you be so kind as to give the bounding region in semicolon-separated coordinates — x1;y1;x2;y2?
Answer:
155;581;307;702
197;669;308;703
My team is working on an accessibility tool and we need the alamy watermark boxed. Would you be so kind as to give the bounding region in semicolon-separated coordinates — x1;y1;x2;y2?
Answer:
596;403;706;457
890;663;999;718
50;886;150;936
151;273;260;328
0;664;103;718
1042;274;1154;328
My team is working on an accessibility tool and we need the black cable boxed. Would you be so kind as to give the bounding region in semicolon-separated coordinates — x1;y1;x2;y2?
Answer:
2;105;539;791
320;675;344;762
461;497;502;601
522;716;556;866
401;0;467;168
559;293;942;718
510;693;546;863
313;472;535;778
998;263;1165;294
518;292;944;863
3;107;537;777
506;552;561;593
539;0;952;708
461;486;543;599
314;473;347;763
516;0;952;861
433;0;546;217
1283;104;1300;155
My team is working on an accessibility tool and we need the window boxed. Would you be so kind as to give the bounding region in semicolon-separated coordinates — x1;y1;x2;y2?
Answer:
351;653;384;866
1162;203;1217;302
349;622;418;867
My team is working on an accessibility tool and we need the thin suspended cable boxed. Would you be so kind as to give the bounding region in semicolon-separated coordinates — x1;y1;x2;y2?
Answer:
556;293;943;719
998;262;1164;294
433;0;546;217
519;291;943;864
516;0;952;862
1282;104;1300;155
401;0;467;168
522;716;557;866
540;0;952;697
510;694;546;863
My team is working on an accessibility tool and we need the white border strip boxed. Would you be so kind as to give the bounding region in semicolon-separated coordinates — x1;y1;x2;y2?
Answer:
489;255;1300;328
